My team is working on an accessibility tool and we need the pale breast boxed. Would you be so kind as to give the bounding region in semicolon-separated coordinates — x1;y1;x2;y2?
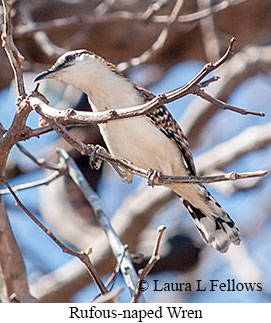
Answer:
98;115;186;176
84;66;187;176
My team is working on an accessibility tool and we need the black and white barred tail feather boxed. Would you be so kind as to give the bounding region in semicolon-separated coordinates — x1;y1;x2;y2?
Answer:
178;185;241;253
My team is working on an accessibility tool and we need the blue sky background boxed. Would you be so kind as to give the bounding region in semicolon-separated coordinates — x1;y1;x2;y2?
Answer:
0;59;270;302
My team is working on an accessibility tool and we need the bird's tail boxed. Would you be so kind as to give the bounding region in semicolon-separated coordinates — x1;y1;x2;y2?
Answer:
172;183;241;253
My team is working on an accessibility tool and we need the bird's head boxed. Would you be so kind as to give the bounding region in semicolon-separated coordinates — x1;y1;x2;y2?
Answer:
34;50;98;88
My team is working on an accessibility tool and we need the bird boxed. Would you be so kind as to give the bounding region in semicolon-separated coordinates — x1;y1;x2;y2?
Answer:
34;49;241;253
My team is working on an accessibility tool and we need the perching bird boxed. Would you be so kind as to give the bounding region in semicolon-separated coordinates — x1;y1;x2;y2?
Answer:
34;50;241;253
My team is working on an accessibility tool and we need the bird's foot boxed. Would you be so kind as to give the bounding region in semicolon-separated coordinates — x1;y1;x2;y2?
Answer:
112;159;134;184
147;168;162;187
88;144;104;170
120;171;133;184
115;166;133;184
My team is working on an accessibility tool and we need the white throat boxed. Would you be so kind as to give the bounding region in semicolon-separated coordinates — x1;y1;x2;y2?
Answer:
62;58;143;112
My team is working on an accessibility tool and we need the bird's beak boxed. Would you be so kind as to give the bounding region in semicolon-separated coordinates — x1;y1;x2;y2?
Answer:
34;68;56;82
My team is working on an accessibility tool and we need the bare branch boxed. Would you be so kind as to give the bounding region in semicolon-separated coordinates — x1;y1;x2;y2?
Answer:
20;4;65;58
104;245;128;291
94;0;117;17
93;287;123;303
16;142;63;171
23;125;54;140
24;105;268;187
116;0;184;72
46;126;268;185
176;0;249;24
182;44;271;148
0;0;31;176
131;225;166;303
196;90;265;116
155;170;268;185
86;143;268;185
142;0;169;21
0;171;61;195
206;169;269;196
1;0;26;97
197;0;222;61
13;0;248;36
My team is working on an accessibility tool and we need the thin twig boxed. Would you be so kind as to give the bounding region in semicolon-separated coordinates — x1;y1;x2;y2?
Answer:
0;0;32;177
196;90;265;116
131;225;167;303
0;171;61;195
2;177;108;296
0;143;68;195
181;44;271;148
14;0;248;36
92;244;128;302
16;143;62;170
142;0;169;20
94;0;117;17
90;145;268;185
30;125;53;137
1;0;26;97
116;0;184;72
158;170;268;185
93;287;123;303
197;0;222;61
105;245;129;291
20;3;65;58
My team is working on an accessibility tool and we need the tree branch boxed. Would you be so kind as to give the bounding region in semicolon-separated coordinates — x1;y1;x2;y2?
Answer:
17;114;267;188
131;225;166;303
14;0;248;36
40;126;268;185
197;0;222;61
0;0;31;176
116;0;184;72
16;142;63;171
0;171;61;195
181;44;271;148
196;89;265;116
1;0;26;97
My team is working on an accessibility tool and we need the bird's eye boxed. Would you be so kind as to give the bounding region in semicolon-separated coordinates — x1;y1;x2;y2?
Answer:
65;55;74;63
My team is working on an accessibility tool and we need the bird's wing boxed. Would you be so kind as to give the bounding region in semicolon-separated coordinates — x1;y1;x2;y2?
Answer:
136;86;196;175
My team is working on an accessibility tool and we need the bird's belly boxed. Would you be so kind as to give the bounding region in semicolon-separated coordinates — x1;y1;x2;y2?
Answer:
98;116;185;176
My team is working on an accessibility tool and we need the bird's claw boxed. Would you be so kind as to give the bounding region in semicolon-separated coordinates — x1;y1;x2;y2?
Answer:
147;168;162;187
89;144;103;170
120;172;133;184
112;159;134;183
